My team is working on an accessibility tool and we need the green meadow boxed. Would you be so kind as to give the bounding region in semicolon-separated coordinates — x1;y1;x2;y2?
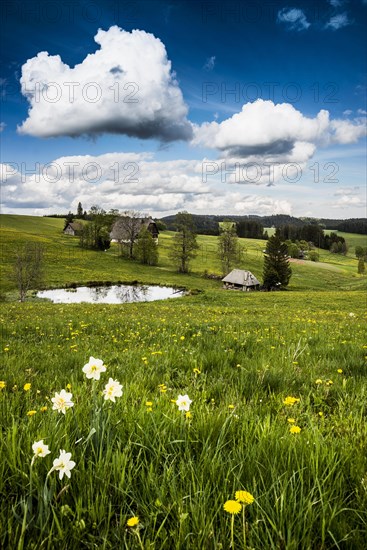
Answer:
0;214;367;549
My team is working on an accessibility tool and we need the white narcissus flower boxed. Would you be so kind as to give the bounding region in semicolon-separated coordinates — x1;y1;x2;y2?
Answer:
32;440;51;458
102;378;123;403
82;356;106;380
51;389;74;414
51;450;76;480
176;394;192;412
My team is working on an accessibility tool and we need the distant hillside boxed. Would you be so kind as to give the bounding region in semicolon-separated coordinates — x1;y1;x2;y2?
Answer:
160;214;367;235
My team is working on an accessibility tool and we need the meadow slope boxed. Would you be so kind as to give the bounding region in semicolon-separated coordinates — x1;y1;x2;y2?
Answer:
0;215;366;549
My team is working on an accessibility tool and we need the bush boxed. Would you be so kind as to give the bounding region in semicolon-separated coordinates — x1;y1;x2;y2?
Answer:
308;251;319;262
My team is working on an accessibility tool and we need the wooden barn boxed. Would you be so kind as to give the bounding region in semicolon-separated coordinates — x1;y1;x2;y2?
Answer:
110;217;159;243
63;222;83;236
222;269;260;291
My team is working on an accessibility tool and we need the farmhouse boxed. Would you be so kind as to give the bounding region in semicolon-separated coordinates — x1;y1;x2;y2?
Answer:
222;269;260;291
63;222;83;236
110;217;159;243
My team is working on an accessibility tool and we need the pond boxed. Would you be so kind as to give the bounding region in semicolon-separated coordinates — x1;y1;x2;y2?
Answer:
37;285;185;304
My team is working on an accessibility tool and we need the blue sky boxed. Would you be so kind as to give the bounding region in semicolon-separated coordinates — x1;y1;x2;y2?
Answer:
0;0;366;217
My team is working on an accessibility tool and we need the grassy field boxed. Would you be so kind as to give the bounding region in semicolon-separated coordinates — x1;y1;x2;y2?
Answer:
1;215;366;297
0;215;367;549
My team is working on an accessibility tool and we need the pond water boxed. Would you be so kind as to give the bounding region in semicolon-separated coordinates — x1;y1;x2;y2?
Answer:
37;285;185;304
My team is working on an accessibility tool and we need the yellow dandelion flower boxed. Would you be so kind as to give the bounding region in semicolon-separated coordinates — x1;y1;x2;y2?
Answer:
289;425;301;434
223;500;242;514
180;336;185;340
318;411;323;417
193;368;201;374
287;418;296;424
145;401;153;407
66;383;72;390
315;379;323;385
23;383;31;391
27;410;37;416
185;411;192;419
228;404;235;410
0;381;6;390
326;380;333;386
127;516;139;527
235;491;255;505
283;396;300;406
337;369;343;374
40;406;48;412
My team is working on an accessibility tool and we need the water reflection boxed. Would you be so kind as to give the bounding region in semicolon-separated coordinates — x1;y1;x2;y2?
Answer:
37;284;185;304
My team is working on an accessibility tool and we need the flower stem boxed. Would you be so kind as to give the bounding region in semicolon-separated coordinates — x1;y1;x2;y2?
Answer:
242;506;247;549
231;514;235;549
136;530;144;550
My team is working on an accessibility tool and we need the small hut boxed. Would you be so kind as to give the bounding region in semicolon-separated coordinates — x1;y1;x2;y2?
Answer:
222;269;260;291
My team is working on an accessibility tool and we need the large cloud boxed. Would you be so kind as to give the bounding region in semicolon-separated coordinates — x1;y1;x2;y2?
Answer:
193;100;366;162
18;26;192;142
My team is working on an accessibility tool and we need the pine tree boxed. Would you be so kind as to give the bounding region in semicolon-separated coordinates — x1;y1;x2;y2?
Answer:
263;234;292;290
77;202;83;218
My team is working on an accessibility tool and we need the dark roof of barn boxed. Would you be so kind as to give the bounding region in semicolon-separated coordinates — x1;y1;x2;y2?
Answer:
66;222;83;231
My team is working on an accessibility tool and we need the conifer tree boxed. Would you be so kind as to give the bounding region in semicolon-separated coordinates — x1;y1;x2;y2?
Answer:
263;234;292;289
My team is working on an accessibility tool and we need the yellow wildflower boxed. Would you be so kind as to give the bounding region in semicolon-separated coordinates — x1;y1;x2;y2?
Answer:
127;516;139;527
289;425;301;434
23;383;31;392
287;418;296;424
27;410;37;416
223;500;242;514
283;396;300;406
0;381;6;390
235;491;254;505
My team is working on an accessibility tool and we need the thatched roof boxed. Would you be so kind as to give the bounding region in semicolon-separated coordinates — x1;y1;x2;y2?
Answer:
69;222;83;231
110;217;158;241
222;269;260;287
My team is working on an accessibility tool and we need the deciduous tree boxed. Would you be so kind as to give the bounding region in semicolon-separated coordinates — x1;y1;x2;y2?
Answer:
13;243;44;302
169;212;198;273
217;225;243;275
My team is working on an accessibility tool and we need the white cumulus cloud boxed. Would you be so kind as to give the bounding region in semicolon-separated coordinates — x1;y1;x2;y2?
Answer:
192;100;366;163
18;26;192;142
